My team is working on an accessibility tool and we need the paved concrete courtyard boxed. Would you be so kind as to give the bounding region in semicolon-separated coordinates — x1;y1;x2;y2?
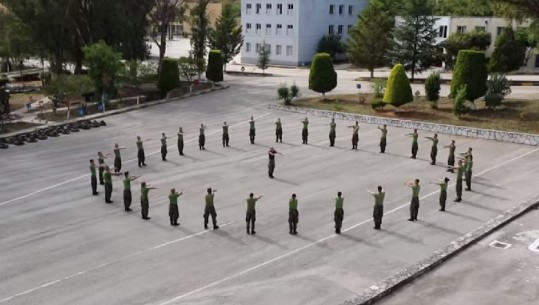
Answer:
0;74;538;305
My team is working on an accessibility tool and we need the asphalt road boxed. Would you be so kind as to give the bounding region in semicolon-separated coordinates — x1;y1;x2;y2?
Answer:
0;74;538;305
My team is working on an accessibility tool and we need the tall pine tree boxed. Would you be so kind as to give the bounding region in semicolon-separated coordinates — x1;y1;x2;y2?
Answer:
390;0;438;80
190;0;210;78
489;27;527;73
208;2;244;71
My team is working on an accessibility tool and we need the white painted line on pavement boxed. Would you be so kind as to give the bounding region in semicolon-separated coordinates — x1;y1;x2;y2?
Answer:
0;113;271;207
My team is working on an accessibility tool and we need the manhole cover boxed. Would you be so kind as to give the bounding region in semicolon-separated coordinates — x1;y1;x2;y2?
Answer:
489;240;512;249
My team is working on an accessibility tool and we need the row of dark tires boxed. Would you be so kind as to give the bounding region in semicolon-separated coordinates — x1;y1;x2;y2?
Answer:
0;120;106;149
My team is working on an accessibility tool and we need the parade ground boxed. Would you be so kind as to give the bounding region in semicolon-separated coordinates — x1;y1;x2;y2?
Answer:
1;74;538;305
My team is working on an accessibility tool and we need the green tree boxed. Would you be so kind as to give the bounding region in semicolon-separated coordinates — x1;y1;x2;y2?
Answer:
432;0;494;16
0;12;39;76
83;41;123;98
149;0;187;68
190;0;211;77
489;27;527;72
453;85;469;117
206;50;223;83
157;58;180;94
390;0;438;80
485;73;512;109
277;83;300;105
317;34;345;59
424;71;441;108
495;0;539;18
257;42;271;74
383;64;413;107
208;1;244;71
346;2;394;78
443;30;492;67
450;50;488;101
308;53;337;97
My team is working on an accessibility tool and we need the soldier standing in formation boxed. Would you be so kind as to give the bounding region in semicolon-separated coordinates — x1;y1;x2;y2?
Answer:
301;117;309;144
378;125;388;153
406;179;421;221
222;122;230;147
275;118;283;143
368;186;385;230
453;159;464;202
425;133;438;165
140;182;157;220
204;188;219;229
123;172;138;212
329;118;336;147
168;188;183;226
334;192;344;234
268;147;283;178
136;136;148;167
103;165;121;204
445;140;456;173
406;129;419;159
89;159;99;195
349;121;359;150
113;143;126;173
249;116;256;144
161;133;170;161
246;193;263;234
464;155;473;191
288;194;299;235
198;124;207;150
177;127;184;156
97;151;110;185
432;177;449;211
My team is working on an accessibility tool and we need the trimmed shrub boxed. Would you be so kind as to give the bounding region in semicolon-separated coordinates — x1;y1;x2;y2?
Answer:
308;53;337;97
206;50;224;83
450;50;488;101
277;83;300;105
371;78;386;98
158;58;180;95
453;85;469;117
424;71;441;102
383;64;413;107
371;98;386;110
485;73;511;109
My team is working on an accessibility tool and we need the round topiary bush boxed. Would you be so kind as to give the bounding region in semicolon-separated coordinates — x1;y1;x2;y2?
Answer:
158;58;180;95
206;50;223;83
450;50;488;102
424;71;441;108
308;53;337;97
383;64;413;107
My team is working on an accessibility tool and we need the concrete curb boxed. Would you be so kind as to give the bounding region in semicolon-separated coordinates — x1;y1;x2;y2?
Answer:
341;196;539;305
267;104;539;146
354;77;539;86
1;85;230;139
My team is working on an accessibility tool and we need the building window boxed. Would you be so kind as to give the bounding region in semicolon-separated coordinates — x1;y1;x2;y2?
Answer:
276;45;282;55
347;25;353;33
246;43;251;52
265;44;271;54
337;25;343;35
246;3;252;14
255;23;261;34
256;3;261;14
329;4;334;14
348;5;353;15
266;24;272;35
328;25;334;35
287;4;294;15
266;3;272;14
339;5;344;15
277;4;282;15
438;25;447;38
287;24;294;35
276;24;283;35
475;26;486;31
497;27;506;35
256;43;261;53
246;23;252;34
457;26;466;33
286;45;293;56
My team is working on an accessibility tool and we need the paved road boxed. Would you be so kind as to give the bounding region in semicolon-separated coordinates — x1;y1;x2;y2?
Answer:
378;210;539;305
0;75;538;305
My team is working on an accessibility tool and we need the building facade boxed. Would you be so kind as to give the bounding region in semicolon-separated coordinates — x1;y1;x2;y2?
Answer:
240;0;368;66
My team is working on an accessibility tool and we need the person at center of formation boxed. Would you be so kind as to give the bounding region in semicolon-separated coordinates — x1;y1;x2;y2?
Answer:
204;188;219;230
431;177;449;211
249;116;256;144
136;136;149;167
140;181;157;220
445;140;456;173
406;129;419;159
168;188;183;226
123;172;139;212
246;193;263;234
348;121;359;150
378;125;388;153
161;132;170;161
113;143;126;173
103;165;121;204
275;118;283;143
268;146;283;179
97;151;110;185
334;192;344;234
368;186;385;230
329;118;336;147
199;124;207;150
405;179;421;221
288;194;299;235
222;122;230;147
301;117;309;144
177;127;185;156
451;159;465;202
425;133;438;165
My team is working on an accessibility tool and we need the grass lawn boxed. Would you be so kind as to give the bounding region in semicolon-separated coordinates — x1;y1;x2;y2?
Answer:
293;94;539;135
0;122;42;134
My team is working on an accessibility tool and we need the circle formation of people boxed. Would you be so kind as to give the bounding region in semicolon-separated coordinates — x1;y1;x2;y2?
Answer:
89;116;474;235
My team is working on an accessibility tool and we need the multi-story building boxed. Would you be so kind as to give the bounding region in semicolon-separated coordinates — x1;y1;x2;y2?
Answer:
240;0;368;66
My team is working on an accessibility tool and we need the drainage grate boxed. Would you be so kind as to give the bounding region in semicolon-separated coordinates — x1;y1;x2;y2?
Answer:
489;240;512;249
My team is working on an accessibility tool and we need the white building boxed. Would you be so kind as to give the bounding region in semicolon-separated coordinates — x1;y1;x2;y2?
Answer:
240;0;368;66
